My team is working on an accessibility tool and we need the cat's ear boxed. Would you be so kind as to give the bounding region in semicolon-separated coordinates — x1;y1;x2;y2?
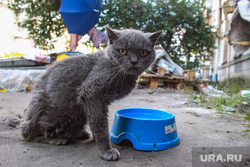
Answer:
146;31;162;46
105;26;119;45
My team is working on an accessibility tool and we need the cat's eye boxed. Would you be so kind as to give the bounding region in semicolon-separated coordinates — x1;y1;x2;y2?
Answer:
119;49;127;55
140;50;148;57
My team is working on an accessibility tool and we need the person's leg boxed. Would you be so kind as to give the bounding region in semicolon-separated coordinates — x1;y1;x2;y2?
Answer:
69;33;82;51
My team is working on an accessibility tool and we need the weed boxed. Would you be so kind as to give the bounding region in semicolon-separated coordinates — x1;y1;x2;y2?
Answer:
245;112;250;121
187;77;250;121
218;77;250;95
241;129;250;136
186;111;201;117
183;86;195;94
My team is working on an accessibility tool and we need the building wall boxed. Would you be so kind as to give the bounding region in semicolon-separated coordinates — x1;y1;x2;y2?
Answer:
210;0;250;82
219;51;250;81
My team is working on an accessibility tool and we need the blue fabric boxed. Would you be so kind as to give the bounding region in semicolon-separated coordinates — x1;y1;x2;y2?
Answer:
59;0;102;36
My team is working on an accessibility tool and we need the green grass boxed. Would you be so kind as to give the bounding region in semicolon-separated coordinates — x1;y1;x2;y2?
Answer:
241;129;250;136
206;95;249;113
218;77;250;95
183;85;196;94
188;77;250;121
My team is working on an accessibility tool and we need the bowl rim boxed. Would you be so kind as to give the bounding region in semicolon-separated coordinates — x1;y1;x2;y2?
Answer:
115;108;175;121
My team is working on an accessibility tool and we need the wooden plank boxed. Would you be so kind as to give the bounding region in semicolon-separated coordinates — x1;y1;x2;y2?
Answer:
139;73;188;88
139;74;186;81
150;79;158;88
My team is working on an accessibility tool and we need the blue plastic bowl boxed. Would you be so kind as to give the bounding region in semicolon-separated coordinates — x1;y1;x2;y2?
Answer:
110;108;180;151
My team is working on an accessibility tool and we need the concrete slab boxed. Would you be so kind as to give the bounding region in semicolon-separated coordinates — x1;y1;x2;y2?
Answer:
0;88;249;167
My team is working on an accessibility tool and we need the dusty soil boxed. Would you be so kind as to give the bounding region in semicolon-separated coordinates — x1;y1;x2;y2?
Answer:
0;88;249;167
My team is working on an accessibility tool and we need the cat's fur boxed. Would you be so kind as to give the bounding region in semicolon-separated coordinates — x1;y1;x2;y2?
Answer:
21;27;161;161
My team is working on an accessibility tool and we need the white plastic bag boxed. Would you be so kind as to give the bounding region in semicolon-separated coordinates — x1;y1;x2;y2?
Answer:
155;48;184;75
0;69;44;92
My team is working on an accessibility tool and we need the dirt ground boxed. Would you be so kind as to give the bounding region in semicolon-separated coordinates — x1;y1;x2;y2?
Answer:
0;88;249;167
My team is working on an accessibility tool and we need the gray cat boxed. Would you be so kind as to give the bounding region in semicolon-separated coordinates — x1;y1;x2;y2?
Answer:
21;27;161;161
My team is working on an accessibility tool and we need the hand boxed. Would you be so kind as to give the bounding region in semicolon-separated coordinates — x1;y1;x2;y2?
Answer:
69;33;82;51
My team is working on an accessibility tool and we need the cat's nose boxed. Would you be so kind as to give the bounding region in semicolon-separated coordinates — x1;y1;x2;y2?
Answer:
130;56;138;65
131;61;138;65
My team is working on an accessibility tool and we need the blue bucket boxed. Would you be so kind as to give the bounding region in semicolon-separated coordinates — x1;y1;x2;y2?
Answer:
110;108;180;151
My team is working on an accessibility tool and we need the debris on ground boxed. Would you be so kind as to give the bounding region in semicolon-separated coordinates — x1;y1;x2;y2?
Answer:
148;45;184;75
7;114;22;128
184;121;196;125
0;69;44;92
238;90;250;98
220;105;236;113
199;84;229;98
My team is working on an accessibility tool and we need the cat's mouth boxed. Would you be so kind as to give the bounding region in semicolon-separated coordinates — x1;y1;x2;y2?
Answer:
127;66;141;74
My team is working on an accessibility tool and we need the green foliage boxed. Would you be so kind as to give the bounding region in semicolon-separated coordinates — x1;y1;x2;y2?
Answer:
8;0;215;56
7;0;65;50
241;129;250;136
183;85;195;94
189;91;250;122
207;95;249;113
218;77;250;95
188;77;250;121
193;94;207;103
100;0;149;30
0;51;23;58
246;113;250;121
185;58;200;70
100;0;215;66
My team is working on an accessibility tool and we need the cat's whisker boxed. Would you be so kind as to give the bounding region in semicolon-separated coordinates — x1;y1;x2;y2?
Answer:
111;67;126;94
114;68;125;92
107;67;122;91
120;68;126;93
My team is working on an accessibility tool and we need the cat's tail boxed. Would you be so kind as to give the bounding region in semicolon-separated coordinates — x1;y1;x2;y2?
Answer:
6;108;39;142
21;120;39;142
20;107;45;142
6;109;39;142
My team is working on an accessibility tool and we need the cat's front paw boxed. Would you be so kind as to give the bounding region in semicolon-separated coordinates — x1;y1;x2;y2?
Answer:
99;148;120;161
